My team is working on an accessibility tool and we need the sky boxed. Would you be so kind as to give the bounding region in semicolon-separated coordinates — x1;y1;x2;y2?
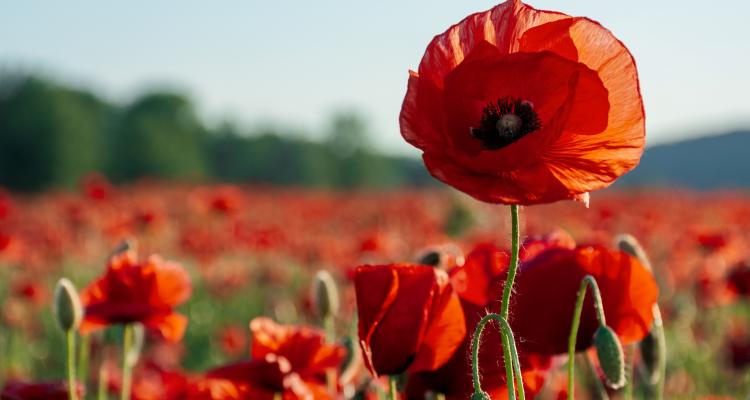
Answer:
1;0;749;155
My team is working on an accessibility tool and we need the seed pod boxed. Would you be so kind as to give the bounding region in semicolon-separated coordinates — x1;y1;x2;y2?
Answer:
53;278;83;332
311;270;339;319
639;305;666;385
470;391;491;400
593;325;626;389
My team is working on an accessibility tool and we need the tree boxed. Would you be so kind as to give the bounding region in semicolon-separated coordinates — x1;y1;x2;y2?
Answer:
0;76;109;191
109;92;208;182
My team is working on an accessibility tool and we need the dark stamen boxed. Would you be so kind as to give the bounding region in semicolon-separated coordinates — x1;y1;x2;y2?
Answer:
470;96;541;150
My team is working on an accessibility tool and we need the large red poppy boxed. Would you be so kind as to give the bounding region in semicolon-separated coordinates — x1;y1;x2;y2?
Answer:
204;317;345;400
400;0;644;204
511;245;659;354
354;264;466;376
80;249;192;342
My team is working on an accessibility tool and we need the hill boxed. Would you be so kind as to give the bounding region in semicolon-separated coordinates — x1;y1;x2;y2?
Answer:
618;130;750;189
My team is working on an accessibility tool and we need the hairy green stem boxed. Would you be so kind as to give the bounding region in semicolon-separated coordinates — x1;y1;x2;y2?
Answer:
389;375;398;400
471;313;525;400
500;205;520;319
77;334;90;390
66;329;78;400
568;275;606;400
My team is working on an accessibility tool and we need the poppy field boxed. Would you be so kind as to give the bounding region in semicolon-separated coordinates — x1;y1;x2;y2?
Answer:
1;0;748;399
1;182;750;399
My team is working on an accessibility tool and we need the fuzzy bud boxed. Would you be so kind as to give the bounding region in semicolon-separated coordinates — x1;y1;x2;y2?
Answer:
470;391;491;400
311;270;339;319
639;305;666;385
53;278;83;332
594;325;626;389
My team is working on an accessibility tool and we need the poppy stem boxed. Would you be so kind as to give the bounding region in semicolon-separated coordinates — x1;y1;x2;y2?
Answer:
77;334;90;390
120;324;134;400
568;275;605;400
97;364;108;400
471;313;525;400
66;329;78;400
389;375;398;400
499;204;520;320
497;205;524;399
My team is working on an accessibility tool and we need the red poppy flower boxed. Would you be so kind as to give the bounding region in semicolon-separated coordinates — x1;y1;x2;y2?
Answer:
355;264;466;376
204;318;345;400
449;243;508;307
80;248;192;342
249;317;345;381
400;0;644;204
1;381;83;400
511;245;658;354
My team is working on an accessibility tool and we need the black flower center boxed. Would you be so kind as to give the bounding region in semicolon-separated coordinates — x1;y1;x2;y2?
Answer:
470;96;542;150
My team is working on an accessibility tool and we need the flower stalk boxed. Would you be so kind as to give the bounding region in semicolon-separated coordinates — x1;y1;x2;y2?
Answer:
568;275;607;400
471;313;525;400
120;324;134;400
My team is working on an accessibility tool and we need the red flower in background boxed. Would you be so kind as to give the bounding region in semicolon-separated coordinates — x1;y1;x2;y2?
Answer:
80;248;192;342
204;317;345;399
355;264;466;376
511;245;658;354
400;0;644;204
1;381;83;400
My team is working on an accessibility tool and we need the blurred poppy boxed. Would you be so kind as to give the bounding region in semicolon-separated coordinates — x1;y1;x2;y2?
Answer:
80;248;192;342
727;261;750;297
511;245;658;354
400;0;644;204
354;264;466;376
204;317;345;399
81;173;112;201
0;381;83;400
448;243;508;307
219;325;248;358
249;317;345;381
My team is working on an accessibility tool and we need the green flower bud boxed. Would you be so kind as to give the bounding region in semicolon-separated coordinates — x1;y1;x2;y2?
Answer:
470;391;491;400
639;305;666;385
615;233;653;272
53;278;83;332
311;270;339;319
594;325;626;389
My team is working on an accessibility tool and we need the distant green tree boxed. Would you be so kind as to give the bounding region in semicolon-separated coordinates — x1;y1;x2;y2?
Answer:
0;76;110;191
109;92;207;182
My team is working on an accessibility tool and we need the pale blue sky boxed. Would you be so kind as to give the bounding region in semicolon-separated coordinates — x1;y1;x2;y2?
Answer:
1;0;748;155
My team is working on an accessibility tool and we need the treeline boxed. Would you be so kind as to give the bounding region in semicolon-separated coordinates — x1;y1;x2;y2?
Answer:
0;74;434;192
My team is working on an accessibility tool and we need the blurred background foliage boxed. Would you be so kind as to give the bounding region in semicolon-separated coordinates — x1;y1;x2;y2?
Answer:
0;72;434;192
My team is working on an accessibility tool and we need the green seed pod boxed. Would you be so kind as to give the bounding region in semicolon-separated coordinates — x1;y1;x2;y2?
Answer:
53;278;83;332
470;391;491;400
639;305;666;385
593;325;626;389
311;270;339;319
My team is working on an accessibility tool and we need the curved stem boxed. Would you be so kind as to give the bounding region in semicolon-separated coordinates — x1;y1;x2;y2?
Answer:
500;205;520;320
471;313;526;400
66;329;78;400
568;275;606;400
120;324;133;400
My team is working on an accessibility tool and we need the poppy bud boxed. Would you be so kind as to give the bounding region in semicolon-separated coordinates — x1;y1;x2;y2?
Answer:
111;237;136;257
311;270;339;319
615;233;652;272
53;278;83;332
593;325;626;389
639;305;666;385
471;391;491;400
417;250;442;267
